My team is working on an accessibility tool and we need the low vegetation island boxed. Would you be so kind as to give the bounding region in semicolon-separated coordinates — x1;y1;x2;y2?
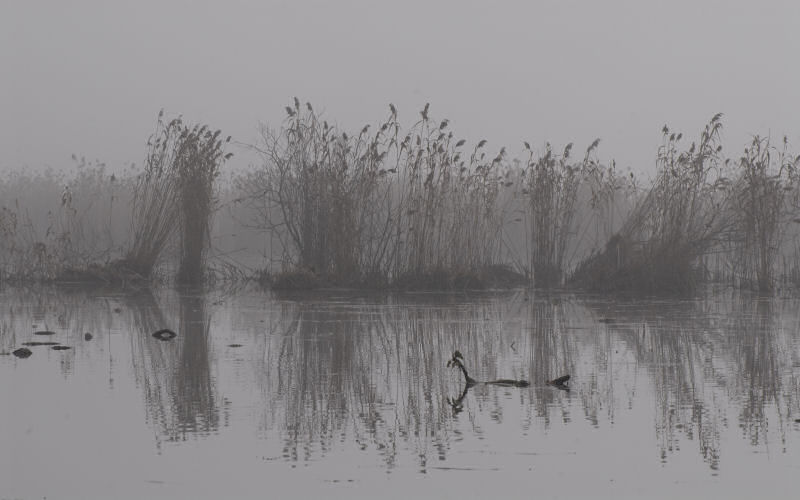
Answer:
2;103;799;293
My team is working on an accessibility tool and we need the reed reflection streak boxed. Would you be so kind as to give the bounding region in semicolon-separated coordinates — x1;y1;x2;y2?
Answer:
2;287;799;472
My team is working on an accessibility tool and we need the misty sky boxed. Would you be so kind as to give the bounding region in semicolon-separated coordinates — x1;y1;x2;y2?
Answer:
2;0;798;176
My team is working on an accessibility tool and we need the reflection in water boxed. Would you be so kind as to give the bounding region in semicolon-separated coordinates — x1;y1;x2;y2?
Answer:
126;289;220;445
582;291;800;470
176;292;219;438
258;290;800;473
728;298;798;449
2;286;800;480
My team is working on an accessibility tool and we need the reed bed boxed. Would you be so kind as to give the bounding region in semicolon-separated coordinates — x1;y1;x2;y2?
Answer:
1;103;799;291
241;100;623;289
571;114;800;292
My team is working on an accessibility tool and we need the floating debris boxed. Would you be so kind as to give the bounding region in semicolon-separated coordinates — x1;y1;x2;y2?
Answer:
228;344;243;348
447;350;530;387
13;347;33;358
22;341;59;346
34;330;57;336
598;318;614;324
52;345;72;351
84;333;93;341
546;374;571;391
547;374;571;386
152;329;177;341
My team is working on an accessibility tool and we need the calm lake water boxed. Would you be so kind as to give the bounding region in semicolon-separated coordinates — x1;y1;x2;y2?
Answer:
2;286;800;499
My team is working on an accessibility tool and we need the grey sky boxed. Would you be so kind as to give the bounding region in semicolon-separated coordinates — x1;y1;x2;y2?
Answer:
2;0;798;175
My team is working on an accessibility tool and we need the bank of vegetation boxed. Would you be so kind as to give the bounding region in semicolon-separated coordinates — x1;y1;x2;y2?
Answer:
1;102;798;292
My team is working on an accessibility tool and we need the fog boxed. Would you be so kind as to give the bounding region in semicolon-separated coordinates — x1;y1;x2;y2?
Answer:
4;5;800;497
2;0;798;174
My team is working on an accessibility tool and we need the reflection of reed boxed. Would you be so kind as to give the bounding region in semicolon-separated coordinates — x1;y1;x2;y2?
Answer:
587;297;725;469
525;296;576;424
127;289;219;443
725;297;793;447
258;293;583;469
261;290;800;472
264;300;456;468
175;292;219;436
6;286;800;473
650;322;720;469
583;291;800;470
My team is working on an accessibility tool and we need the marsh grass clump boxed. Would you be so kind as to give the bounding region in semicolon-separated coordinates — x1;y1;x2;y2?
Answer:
124;112;184;278
516;140;613;287
523;143;581;286
727;136;800;291
125;111;231;284
242;100;517;289
392;106;512;284
242;100;631;290
571;114;737;292
174;123;232;285
241;99;397;286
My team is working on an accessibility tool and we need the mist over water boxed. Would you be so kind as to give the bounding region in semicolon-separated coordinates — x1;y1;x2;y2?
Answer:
2;286;799;499
3;2;800;498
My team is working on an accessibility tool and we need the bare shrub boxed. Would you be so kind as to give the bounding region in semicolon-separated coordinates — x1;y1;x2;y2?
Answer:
241;99;397;284
241;100;516;288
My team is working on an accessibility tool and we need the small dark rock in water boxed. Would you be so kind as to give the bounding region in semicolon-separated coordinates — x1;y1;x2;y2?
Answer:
228;344;243;348
22;341;59;346
13;347;33;358
152;329;177;341
52;345;72;351
34;330;57;336
84;333;93;341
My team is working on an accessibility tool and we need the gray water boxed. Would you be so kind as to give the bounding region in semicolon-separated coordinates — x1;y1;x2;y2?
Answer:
2;286;800;499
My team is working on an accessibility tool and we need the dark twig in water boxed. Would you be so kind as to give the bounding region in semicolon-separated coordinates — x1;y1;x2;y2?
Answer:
446;350;570;392
446;350;530;388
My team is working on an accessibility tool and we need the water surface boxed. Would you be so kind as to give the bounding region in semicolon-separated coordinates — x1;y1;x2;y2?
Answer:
2;286;800;499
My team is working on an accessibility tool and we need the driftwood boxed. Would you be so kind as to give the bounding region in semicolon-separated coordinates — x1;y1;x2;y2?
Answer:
446;350;570;390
